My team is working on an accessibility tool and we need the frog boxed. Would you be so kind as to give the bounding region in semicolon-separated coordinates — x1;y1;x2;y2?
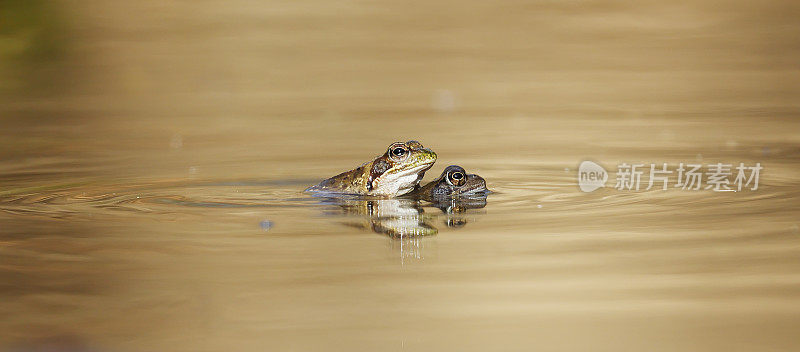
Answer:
305;140;437;197
410;165;489;201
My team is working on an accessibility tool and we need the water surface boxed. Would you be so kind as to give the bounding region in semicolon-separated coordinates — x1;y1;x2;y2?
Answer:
1;0;800;351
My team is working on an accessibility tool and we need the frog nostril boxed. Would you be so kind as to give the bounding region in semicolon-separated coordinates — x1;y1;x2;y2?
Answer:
425;150;437;160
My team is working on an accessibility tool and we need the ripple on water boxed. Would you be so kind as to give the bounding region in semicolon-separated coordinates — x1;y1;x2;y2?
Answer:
0;180;318;219
1;163;797;240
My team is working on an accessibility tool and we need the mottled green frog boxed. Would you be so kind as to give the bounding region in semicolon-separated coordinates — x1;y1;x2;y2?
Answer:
411;165;488;201
305;141;437;197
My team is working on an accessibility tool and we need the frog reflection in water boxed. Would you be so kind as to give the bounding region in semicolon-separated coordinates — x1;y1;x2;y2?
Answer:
305;141;437;197
318;197;437;238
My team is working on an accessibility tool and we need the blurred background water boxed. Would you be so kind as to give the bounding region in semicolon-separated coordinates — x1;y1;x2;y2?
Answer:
1;0;799;351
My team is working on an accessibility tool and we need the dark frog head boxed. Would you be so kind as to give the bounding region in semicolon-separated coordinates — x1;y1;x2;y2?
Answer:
413;165;489;201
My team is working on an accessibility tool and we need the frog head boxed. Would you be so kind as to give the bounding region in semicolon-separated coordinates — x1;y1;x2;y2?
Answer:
367;140;437;196
416;165;488;200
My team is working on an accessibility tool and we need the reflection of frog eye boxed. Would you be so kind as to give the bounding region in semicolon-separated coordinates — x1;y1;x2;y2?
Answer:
446;218;468;228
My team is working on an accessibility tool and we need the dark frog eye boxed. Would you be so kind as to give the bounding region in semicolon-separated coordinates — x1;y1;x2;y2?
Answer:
448;171;466;186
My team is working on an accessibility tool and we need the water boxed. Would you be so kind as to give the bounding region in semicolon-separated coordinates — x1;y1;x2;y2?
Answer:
2;1;800;351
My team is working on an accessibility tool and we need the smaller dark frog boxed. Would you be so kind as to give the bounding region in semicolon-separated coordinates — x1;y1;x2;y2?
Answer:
411;165;489;201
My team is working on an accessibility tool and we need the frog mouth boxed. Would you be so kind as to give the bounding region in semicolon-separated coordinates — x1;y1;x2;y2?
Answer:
405;159;436;174
391;160;434;180
381;160;435;194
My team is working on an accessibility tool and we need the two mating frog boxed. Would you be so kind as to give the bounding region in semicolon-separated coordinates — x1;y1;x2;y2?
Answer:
305;140;488;200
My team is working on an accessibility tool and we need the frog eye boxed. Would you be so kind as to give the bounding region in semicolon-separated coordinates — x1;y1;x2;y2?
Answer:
390;146;408;160
447;171;466;186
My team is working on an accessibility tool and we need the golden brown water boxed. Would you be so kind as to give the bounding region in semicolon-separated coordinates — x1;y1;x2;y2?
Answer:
2;1;800;351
